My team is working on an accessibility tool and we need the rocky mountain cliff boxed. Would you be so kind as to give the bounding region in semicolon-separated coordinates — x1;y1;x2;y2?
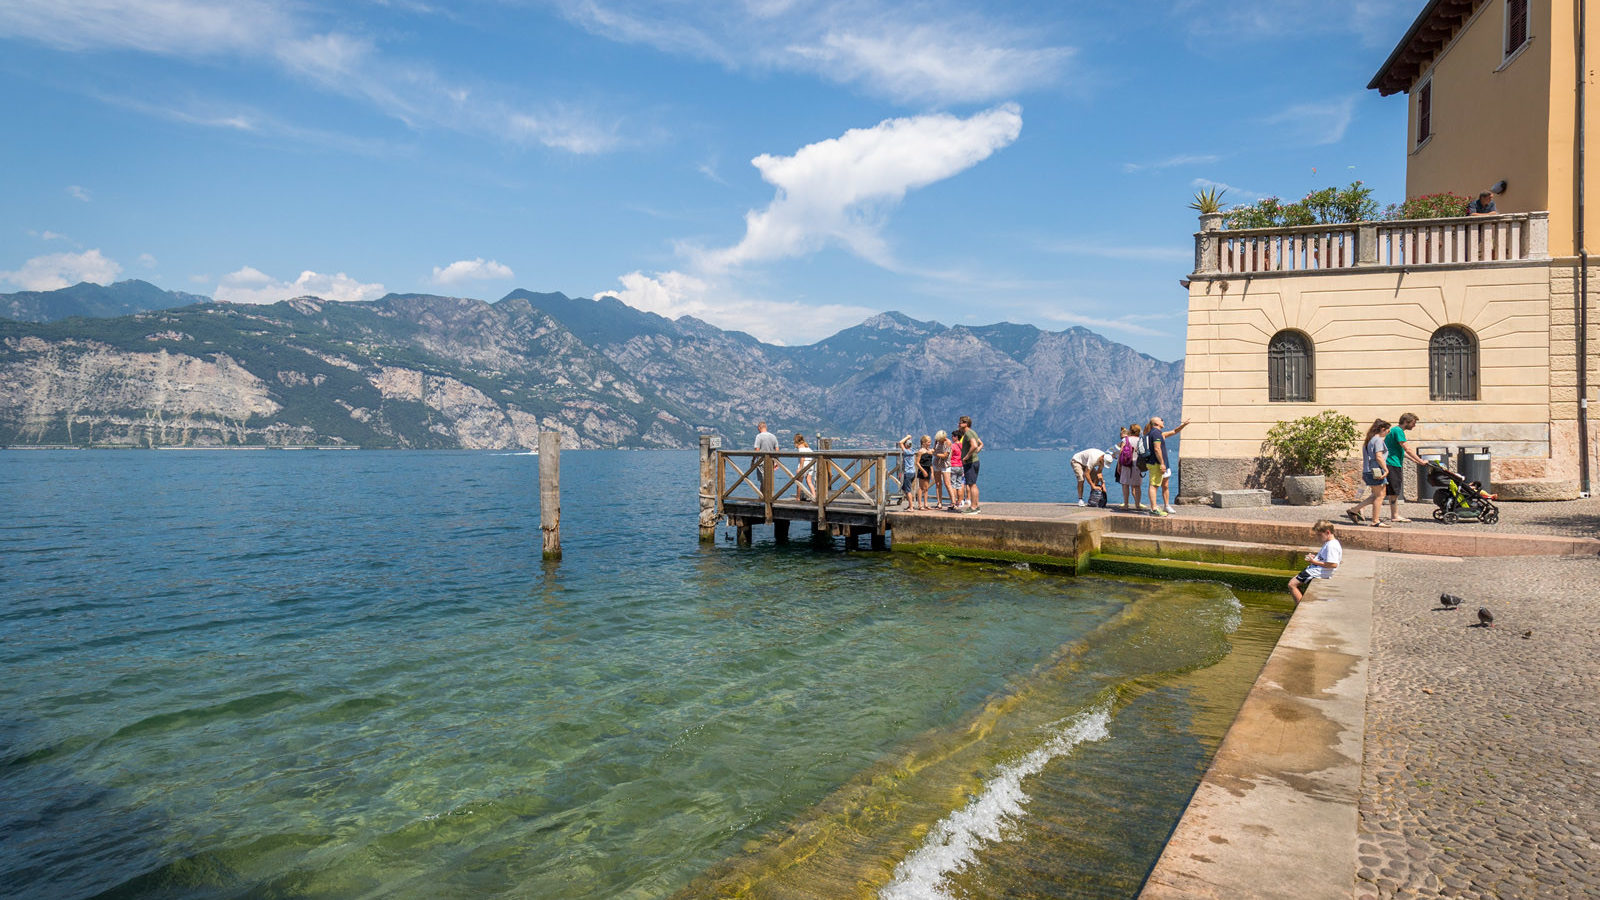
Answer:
0;283;1182;450
2;279;210;322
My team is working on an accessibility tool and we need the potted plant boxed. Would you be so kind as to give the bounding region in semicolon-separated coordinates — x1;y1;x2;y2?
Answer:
1260;411;1359;505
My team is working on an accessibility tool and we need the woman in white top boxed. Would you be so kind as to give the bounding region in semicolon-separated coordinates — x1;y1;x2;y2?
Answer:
793;433;815;500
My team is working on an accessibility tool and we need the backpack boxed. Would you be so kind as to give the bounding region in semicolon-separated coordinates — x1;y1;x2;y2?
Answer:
1137;433;1155;466
1118;438;1136;467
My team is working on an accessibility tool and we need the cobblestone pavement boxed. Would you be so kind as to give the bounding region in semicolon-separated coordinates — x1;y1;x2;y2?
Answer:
1357;554;1600;899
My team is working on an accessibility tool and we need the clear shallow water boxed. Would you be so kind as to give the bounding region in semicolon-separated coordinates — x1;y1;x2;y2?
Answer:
1;450;1275;899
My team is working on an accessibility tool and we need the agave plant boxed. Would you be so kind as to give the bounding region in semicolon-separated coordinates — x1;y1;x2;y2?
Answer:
1189;185;1227;215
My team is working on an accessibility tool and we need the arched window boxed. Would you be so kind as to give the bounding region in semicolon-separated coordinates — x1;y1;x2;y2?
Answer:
1430;326;1479;401
1268;330;1314;402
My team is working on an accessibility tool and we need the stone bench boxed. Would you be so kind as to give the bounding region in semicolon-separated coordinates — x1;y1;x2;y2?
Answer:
1212;489;1271;509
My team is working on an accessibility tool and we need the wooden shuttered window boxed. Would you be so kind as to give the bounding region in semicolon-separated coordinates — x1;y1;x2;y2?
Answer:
1268;331;1313;402
1429;326;1479;401
1506;0;1530;57
1417;81;1432;145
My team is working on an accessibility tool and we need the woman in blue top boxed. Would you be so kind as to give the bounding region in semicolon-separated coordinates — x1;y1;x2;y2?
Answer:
1346;418;1391;527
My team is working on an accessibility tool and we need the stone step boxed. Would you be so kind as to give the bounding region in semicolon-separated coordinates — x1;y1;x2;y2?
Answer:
1083;553;1296;594
1099;533;1306;570
1107;512;1600;558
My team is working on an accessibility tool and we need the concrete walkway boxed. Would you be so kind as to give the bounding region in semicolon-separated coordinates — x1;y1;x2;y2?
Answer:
1141;552;1375;900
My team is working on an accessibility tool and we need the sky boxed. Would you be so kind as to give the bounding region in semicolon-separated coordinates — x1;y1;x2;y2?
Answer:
0;0;1425;360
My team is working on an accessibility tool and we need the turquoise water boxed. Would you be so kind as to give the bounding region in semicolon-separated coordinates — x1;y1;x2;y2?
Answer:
1;450;1277;899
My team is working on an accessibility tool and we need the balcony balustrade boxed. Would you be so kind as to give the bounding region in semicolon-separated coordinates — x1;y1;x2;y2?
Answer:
1192;211;1550;276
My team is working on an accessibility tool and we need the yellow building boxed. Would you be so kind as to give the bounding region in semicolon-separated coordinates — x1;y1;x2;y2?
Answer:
1177;0;1597;503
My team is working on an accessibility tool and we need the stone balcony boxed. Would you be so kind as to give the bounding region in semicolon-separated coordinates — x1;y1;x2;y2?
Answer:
1191;211;1550;278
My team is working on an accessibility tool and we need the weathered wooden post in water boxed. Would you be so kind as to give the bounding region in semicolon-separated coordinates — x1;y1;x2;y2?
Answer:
540;431;561;559
699;435;720;543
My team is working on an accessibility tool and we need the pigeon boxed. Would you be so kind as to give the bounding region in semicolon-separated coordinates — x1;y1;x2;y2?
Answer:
1440;593;1463;609
1522;629;1533;640
1477;607;1494;627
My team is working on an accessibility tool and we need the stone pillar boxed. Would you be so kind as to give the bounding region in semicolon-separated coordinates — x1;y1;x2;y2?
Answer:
1195;212;1223;275
1356;222;1378;266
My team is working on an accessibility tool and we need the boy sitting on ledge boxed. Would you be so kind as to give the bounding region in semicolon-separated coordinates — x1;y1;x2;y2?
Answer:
1289;520;1341;603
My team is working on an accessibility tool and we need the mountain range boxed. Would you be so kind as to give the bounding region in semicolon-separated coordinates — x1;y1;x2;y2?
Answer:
0;281;1183;451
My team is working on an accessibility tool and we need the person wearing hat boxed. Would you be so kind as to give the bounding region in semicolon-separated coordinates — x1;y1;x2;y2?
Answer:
1468;191;1497;215
1071;446;1113;507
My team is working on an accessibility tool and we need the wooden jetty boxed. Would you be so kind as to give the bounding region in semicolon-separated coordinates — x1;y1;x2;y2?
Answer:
706;440;893;548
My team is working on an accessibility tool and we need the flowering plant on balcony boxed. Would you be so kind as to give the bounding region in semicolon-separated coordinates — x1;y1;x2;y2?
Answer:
1382;192;1471;220
1223;182;1376;229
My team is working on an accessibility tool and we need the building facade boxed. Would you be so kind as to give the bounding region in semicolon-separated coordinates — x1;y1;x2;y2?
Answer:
1178;0;1598;502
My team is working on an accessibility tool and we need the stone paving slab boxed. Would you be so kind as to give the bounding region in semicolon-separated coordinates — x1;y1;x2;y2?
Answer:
1141;552;1374;900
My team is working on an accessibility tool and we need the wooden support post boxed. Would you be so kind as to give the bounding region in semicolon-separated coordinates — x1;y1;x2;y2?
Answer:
737;519;753;547
774;519;790;543
816;453;830;527
539;431;562;559
699;435;719;543
762;455;775;524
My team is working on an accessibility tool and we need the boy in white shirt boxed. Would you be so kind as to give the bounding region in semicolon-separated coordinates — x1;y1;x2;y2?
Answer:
1288;520;1342;603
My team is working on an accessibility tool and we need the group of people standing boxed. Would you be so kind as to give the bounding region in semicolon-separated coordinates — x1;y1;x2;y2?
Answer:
895;417;986;514
1069;416;1190;516
1344;412;1426;527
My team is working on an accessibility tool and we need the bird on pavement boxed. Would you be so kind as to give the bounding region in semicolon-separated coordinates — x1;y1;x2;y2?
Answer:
1440;593;1463;609
1477;607;1494;627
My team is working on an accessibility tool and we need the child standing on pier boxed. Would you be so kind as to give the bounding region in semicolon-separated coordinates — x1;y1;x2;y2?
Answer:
914;436;934;510
1288;520;1342;603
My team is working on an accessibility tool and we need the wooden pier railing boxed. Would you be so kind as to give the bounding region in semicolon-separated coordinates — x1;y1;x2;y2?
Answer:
715;448;891;546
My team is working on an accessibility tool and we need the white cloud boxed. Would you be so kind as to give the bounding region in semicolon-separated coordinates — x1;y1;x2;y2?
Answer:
430;257;514;286
1173;0;1413;48
597;270;875;344
1;249;122;290
1191;178;1263;203
0;0;619;153
1040;240;1191;263
214;266;386;304
550;1;1073;105
1122;153;1222;174
66;185;91;202
39;230;72;241
788;24;1074;105
697;104;1023;271
1260;96;1358;146
137;253;158;268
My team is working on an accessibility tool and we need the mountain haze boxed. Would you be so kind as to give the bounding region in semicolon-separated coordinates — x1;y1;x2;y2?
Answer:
0;282;1182;451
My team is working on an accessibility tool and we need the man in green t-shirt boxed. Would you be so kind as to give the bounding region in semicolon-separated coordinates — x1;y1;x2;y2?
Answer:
1383;412;1426;522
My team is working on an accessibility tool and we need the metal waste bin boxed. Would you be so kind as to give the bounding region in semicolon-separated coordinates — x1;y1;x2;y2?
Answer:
1456;445;1492;491
1416;446;1450;501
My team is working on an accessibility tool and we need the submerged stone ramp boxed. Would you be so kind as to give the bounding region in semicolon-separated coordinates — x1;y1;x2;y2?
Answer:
1139;551;1374;900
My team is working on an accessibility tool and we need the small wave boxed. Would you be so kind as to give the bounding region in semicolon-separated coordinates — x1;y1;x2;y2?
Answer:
879;703;1112;900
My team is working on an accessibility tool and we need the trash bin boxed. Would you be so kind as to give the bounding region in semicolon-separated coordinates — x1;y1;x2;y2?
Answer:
1416;446;1450;501
1456;445;1492;491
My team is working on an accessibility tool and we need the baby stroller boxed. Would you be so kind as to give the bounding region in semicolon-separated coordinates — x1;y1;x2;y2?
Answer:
1426;462;1500;525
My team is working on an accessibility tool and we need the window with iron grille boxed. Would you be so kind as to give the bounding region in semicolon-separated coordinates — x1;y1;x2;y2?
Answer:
1430;326;1479;401
1417;80;1432;145
1268;330;1313;402
1506;0;1530;58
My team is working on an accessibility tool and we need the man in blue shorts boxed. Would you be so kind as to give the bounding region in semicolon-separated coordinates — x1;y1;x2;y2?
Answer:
955;415;983;514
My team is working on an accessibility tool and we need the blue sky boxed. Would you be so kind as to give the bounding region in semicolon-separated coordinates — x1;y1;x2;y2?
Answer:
0;1;1423;360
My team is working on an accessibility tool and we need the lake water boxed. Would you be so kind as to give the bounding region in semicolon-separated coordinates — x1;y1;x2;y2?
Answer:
1;449;1279;899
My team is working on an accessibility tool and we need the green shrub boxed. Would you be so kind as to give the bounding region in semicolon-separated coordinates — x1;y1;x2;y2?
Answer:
1224;182;1374;229
1260;410;1359;477
1383;192;1472;220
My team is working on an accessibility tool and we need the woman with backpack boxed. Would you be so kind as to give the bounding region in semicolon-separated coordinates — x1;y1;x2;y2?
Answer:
1117;423;1144;511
